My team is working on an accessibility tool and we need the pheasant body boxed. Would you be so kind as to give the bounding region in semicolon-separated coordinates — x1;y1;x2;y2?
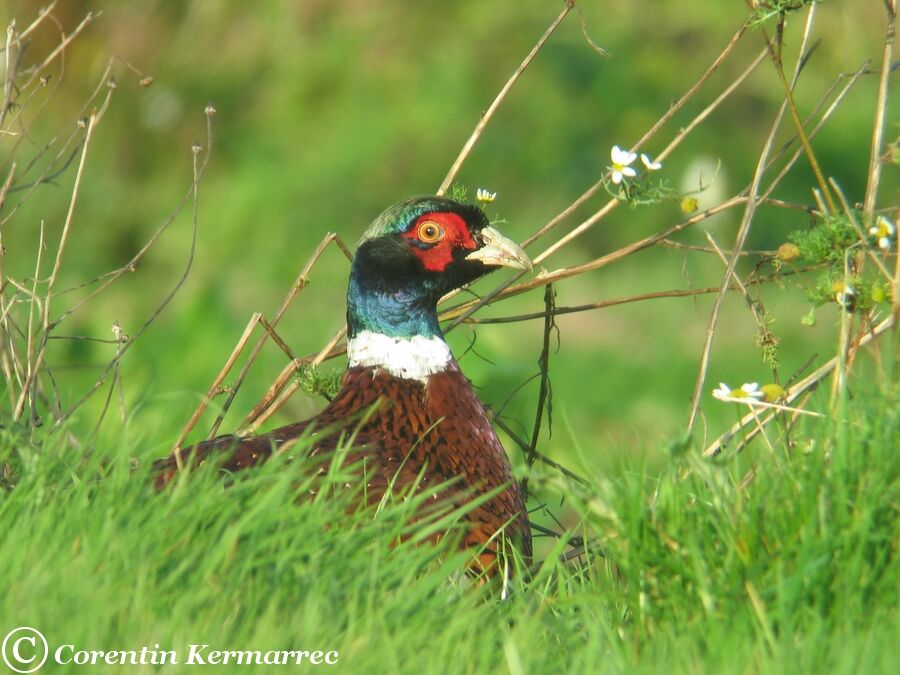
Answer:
154;196;533;570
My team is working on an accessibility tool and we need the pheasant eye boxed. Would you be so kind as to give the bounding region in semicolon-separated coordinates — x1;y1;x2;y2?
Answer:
417;220;444;244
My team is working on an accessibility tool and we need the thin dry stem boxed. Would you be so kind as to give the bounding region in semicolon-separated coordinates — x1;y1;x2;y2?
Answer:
436;2;574;196
759;13;836;212
171;313;263;458
863;0;896;217
239;357;304;431
241;376;303;435
22;222;45;420
520;284;556;499
1;19;16;132
464;265;821;325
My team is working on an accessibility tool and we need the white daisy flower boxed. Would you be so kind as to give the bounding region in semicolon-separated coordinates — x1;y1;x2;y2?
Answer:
610;145;637;184
869;215;895;251
640;153;662;171
475;188;496;203
712;382;764;402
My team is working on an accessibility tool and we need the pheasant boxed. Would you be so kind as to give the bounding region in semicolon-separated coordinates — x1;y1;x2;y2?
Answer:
153;195;533;573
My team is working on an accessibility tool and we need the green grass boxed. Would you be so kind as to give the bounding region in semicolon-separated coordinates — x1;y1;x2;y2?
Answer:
1;389;895;674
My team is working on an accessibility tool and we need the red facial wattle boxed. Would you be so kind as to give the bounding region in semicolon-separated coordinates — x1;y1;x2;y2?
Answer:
403;211;477;272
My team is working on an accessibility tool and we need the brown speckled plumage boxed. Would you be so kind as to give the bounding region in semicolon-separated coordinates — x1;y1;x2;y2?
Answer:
153;363;531;569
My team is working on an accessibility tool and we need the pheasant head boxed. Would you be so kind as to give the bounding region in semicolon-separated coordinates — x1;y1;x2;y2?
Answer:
346;195;530;380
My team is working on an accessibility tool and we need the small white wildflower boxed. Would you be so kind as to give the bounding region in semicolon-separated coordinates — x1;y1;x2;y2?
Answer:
833;281;855;309
111;321;128;344
869;215;895;251
712;382;764;402
475;188;496;203
640;153;662;171
610;145;637;184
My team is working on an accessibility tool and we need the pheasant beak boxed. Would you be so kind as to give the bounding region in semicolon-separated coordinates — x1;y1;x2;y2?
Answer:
466;226;532;272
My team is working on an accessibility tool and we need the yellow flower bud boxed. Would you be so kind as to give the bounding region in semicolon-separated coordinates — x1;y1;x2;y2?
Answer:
760;383;785;403
680;197;699;214
776;243;800;263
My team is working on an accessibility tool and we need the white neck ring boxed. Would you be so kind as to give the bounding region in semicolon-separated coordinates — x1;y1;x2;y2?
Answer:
346;331;452;381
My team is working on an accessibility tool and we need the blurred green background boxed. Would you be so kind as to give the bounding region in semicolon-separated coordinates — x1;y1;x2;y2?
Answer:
2;1;896;476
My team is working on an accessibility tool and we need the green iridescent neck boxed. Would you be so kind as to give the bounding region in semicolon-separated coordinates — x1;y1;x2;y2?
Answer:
345;195;486;341
346;264;443;340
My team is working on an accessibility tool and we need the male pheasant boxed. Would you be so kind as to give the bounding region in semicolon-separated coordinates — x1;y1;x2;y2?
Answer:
153;195;533;573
